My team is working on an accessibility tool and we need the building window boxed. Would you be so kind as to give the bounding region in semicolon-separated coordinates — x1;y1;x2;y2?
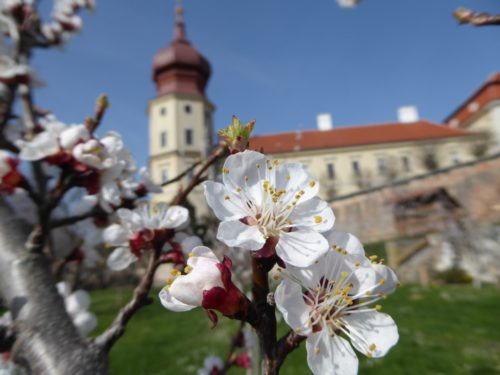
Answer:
185;129;193;145
327;163;335;180
402;155;411;172
184;104;192;114
161;169;169;183
352;160;361;177
160;131;167;148
377;158;386;175
451;151;460;165
160;107;167;116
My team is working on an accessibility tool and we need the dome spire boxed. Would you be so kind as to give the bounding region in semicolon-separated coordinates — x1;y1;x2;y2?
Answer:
173;0;187;42
152;0;211;97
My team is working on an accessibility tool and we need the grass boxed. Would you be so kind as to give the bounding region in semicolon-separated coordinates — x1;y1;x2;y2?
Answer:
91;284;500;374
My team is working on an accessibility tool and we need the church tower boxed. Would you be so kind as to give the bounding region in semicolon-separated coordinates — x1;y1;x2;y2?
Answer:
149;5;214;215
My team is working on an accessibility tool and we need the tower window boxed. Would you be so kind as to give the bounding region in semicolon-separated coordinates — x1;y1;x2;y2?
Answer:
352;160;361;177
161;169;169;183
402;155;411;172
327;163;335;180
160;107;167;116
160;131;167;148
184;104;192;114
377;158;386;175
185;129;193;145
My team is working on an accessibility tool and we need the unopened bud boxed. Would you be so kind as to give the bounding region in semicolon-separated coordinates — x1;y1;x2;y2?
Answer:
218;116;255;154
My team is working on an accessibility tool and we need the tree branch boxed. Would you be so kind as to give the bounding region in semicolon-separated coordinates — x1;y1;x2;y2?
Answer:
276;330;305;370
454;8;500;26
50;207;104;228
247;256;278;375
93;250;160;352
171;146;227;206
161;160;201;186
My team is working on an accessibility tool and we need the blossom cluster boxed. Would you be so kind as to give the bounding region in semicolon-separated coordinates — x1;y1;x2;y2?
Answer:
0;0;94;46
14;114;161;211
152;150;400;375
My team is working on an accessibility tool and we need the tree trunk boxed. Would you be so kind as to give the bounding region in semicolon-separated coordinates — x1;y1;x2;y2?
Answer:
0;200;107;374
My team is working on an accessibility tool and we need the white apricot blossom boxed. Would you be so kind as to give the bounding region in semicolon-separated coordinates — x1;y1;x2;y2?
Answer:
197;355;223;375
15;114;91;162
204;150;335;267
56;282;97;337
103;202;189;270
159;246;224;312
159;246;246;321
275;231;399;375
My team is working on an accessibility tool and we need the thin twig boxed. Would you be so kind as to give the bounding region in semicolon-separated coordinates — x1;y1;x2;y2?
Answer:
171;146;227;206
275;330;306;370
221;321;246;374
50;207;104;228
454;8;500;26
161;160;201;186
94;250;160;352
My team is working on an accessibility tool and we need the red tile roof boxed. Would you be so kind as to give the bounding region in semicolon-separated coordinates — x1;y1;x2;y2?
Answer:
250;121;471;154
444;72;500;128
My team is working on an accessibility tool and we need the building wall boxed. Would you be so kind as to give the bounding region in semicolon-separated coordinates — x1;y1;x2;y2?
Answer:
330;154;500;244
148;93;214;216
260;135;478;199
453;100;500;154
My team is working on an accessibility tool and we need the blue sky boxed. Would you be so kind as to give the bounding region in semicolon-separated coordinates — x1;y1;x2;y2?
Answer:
33;0;500;166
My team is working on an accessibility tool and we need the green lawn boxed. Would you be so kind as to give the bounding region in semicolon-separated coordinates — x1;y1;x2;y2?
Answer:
91;284;500;374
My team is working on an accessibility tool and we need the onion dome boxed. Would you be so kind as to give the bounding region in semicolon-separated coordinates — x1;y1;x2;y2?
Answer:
152;5;211;97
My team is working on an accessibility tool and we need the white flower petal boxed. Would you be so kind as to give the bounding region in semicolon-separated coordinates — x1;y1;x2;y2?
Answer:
222;150;266;192
276;230;329;267
103;224;129;246
372;264;399;295
288;197;335;232
16;132;60;161
106;247;138;271
56;281;71;298
59;124;89;150
325;231;366;258
101;181;122;206
186;246;220;267
275;162;319;202
65;290;91;316
139;166;162;193
159;287;196;312
180;235;203;255
216;220;265;251
353;263;399;297
275;279;312;335
203;181;247;221
169;257;223;306
306;332;358;375
287;249;351;290
164;205;189;229
73;311;97;336
343;311;399;358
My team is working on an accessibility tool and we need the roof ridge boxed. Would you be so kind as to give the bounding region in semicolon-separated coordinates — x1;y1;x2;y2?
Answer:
251;120;453;139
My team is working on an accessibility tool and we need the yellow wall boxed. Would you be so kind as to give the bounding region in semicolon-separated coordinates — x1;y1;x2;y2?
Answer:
148;93;214;216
